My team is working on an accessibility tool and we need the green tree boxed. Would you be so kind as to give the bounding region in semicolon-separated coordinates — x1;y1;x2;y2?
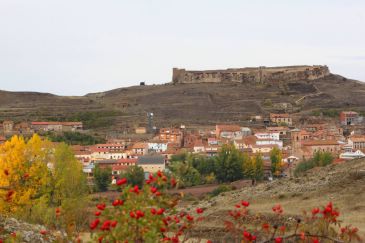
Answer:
93;164;111;192
191;155;216;177
123;165;145;188
242;153;254;179
254;154;264;180
214;144;244;182
243;154;264;182
270;147;283;176
169;160;201;188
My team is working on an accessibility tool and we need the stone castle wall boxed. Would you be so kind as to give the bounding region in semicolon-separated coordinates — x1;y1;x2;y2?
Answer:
172;65;330;84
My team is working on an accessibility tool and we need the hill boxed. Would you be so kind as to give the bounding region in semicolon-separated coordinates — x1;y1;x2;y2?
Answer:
1;71;365;131
183;158;365;239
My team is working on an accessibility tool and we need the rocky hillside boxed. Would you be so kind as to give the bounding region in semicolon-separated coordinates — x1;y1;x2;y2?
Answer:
184;158;365;239
1;72;365;131
0;216;59;242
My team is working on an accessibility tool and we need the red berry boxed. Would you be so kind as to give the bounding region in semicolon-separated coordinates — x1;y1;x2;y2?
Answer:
136;210;144;218
156;208;165;215
243;231;251;240
117;178;127;185
157;170;163;177
275;237;283;243
196;208;204;214
96;203;106;211
90;219;100;230
312;207;320;215
111;221;118;228
186;214;194;221
241;201;250;207
170;178;177;187
112;199;123;206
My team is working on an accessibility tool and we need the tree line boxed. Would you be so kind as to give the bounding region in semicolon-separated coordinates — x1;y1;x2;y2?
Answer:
168;144;283;188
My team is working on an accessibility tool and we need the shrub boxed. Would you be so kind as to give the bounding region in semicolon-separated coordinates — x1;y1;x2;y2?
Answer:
209;185;233;197
93;165;112;192
295;151;334;176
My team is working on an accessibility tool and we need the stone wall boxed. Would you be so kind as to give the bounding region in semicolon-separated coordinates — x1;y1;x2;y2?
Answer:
172;65;330;84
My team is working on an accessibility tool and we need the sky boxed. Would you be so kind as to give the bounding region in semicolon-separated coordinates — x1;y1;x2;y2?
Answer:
0;0;365;96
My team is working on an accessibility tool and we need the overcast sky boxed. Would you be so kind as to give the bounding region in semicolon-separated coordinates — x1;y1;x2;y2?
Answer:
1;0;365;96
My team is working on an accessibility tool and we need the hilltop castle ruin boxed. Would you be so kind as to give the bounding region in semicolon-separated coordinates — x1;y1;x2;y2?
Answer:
172;65;330;84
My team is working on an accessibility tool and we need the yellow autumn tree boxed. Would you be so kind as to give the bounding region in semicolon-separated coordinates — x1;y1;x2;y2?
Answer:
0;135;88;233
0;134;52;216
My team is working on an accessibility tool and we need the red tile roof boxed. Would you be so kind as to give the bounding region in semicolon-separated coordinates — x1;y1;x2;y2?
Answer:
302;140;339;146
349;135;365;143
31;121;82;126
117;158;137;164
270;113;290;119
112;165;129;171
216;124;241;132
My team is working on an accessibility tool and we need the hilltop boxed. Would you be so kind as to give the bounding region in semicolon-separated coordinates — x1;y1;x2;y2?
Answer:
1;68;365;132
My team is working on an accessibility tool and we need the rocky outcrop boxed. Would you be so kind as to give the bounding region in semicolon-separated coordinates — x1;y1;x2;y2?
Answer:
172;65;330;84
0;216;57;243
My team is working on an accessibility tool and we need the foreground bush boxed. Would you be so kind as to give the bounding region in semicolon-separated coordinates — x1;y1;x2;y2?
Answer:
88;171;361;243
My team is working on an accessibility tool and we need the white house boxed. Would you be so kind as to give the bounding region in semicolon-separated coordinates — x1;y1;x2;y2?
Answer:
148;142;168;153
339;150;365;160
255;132;280;141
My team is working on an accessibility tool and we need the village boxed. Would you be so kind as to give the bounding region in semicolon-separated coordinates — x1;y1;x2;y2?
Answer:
1;110;365;188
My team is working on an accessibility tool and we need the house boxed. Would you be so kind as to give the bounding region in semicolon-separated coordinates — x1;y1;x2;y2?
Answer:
204;145;220;157
2;121;14;134
347;135;365;150
117;158;138;166
254;132;283;148
111;165;129;176
266;126;290;136
13;122;32;134
339;150;365;160
132;142;148;155
193;140;205;153
340;111;360;126
90;147;111;160
183;132;199;148
301;140;342;159
31;121;83;132
159;128;183;145
74;150;92;164
137;155;165;174
215;125;242;139
94;159;119;169
95;143;125;150
135;127;147;134
251;144;279;154
269;113;292;126
234;135;257;150
147;142;168;153
234;135;279;154
255;132;280;141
